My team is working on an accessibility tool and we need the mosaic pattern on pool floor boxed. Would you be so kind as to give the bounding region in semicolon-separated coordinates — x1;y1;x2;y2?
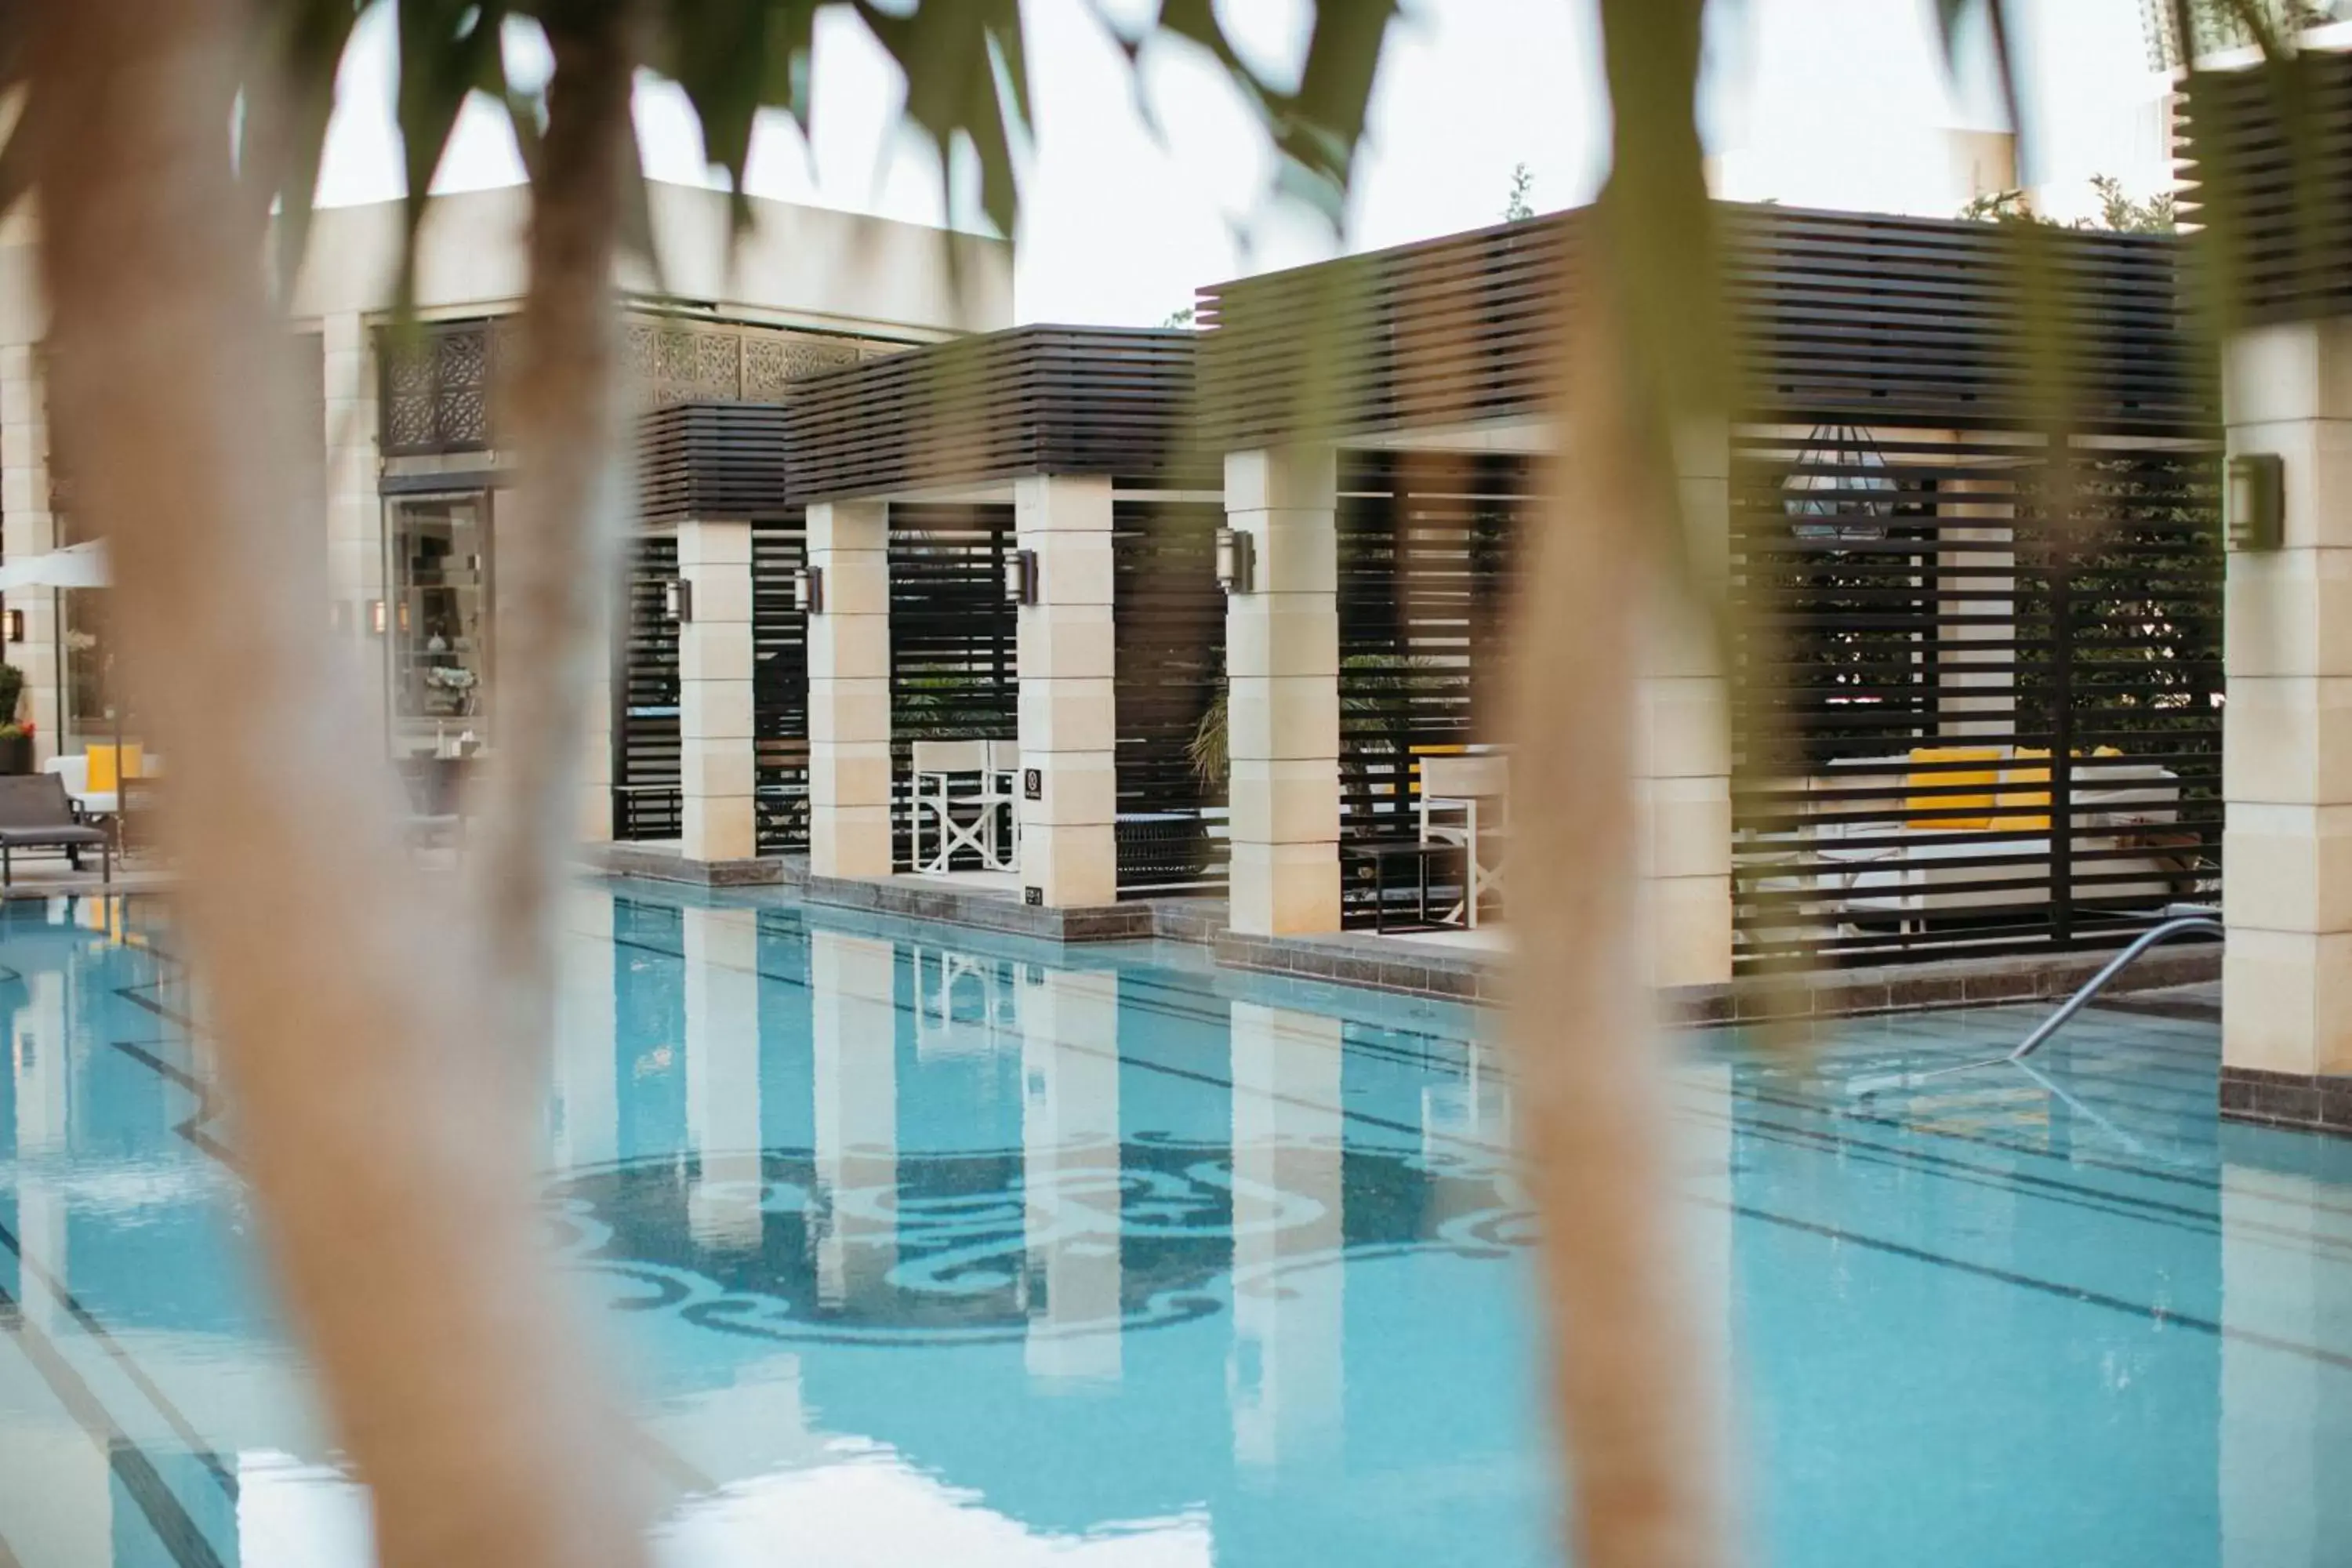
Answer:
1;887;2349;1566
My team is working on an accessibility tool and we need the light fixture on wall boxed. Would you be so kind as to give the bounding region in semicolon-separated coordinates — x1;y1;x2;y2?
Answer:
1005;548;1040;606
2227;452;2284;552
792;564;824;615
663;577;694;623
3;608;21;644
368;599;388;636
1214;528;1254;594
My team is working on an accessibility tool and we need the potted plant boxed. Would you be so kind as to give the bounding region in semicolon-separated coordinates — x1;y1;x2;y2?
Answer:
0;664;29;774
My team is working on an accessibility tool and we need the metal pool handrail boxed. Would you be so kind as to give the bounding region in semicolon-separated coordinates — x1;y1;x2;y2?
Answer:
1848;912;2223;1098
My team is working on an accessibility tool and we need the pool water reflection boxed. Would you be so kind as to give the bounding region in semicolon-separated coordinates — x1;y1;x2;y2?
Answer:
3;885;2352;1566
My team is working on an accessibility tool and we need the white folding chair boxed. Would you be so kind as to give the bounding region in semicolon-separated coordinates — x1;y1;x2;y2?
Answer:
910;739;996;873
1419;753;1511;927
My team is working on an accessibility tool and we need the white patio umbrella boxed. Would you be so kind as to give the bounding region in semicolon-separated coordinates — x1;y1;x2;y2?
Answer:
0;539;109;591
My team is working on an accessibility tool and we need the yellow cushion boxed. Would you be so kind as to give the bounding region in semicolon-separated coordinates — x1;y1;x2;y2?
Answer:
84;743;143;793
1992;748;2049;831
1905;746;2002;829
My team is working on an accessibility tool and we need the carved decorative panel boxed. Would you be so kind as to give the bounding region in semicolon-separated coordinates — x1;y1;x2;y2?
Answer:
379;320;496;456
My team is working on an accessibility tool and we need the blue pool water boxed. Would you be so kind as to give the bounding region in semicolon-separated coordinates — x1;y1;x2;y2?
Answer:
1;886;2350;1566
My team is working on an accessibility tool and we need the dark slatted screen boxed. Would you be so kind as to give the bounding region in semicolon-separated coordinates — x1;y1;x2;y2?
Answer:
1113;496;1228;894
2175;51;2352;326
637;403;793;524
753;519;810;853
612;535;681;840
1195;205;2211;446
1730;426;2223;969
1335;452;1522;925
784;328;1206;503
890;505;1018;869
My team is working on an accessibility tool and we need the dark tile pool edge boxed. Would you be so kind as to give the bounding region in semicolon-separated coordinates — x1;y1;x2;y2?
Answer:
586;859;2224;1020
798;874;1166;943
583;844;804;887
1207;932;2223;1022
2219;1065;2352;1137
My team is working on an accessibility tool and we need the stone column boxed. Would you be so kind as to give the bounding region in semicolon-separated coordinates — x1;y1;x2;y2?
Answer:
684;905;764;1249
578;621;615;844
1635;425;1735;987
2222;318;2352;1090
1018;964;1123;1383
808;500;893;879
1;346;59;758
1225;446;1341;936
1015;475;1117;906
678;517;755;864
322;312;386;740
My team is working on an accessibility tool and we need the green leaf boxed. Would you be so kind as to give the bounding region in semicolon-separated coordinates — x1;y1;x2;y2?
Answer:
394;0;511;314
249;0;368;302
852;0;1032;238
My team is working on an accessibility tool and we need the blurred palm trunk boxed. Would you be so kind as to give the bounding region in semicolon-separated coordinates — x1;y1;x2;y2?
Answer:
1509;260;1726;1568
467;2;642;1083
27;2;647;1564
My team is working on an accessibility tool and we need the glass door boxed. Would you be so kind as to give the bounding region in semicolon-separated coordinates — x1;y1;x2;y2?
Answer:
385;492;493;758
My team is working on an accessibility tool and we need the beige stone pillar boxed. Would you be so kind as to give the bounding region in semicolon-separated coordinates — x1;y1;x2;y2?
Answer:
810;927;898;1308
1;345;60;758
1229;1000;1344;1471
322;311;386;740
1225;446;1341;936
1016;475;1117;906
684;905;764;1249
808;500;892;878
1635;426;1735;987
678;517;755;863
1018;964;1123;1384
577;620;614;844
2222;318;2352;1083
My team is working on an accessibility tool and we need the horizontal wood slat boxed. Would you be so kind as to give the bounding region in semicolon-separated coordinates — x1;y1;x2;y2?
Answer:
2174;50;2352;326
1728;427;2223;969
1196;203;2214;445
638;402;793;523
782;327;1206;504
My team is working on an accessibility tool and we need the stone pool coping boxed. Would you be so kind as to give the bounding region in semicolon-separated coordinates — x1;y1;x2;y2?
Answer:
587;848;2223;1025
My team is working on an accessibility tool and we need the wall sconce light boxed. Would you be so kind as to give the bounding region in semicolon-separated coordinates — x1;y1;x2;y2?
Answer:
1214;528;1255;594
4;608;22;644
1005;548;1040;606
791;564;824;615
663;577;694;623
368;599;388;636
2227;452;2284;552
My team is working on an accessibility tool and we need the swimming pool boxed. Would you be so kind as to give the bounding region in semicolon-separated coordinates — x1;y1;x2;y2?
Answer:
0;884;2346;1566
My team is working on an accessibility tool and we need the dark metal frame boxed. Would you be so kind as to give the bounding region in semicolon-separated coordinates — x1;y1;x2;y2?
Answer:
1728;428;2223;970
612;535;682;841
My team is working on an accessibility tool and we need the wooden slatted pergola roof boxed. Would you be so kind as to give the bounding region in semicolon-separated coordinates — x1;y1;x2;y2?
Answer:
779;325;1205;505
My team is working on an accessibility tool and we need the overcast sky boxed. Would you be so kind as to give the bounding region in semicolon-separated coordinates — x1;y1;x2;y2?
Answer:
312;0;2174;325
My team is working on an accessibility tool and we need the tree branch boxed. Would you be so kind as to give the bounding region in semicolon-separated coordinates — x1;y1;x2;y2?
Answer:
467;0;644;1082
